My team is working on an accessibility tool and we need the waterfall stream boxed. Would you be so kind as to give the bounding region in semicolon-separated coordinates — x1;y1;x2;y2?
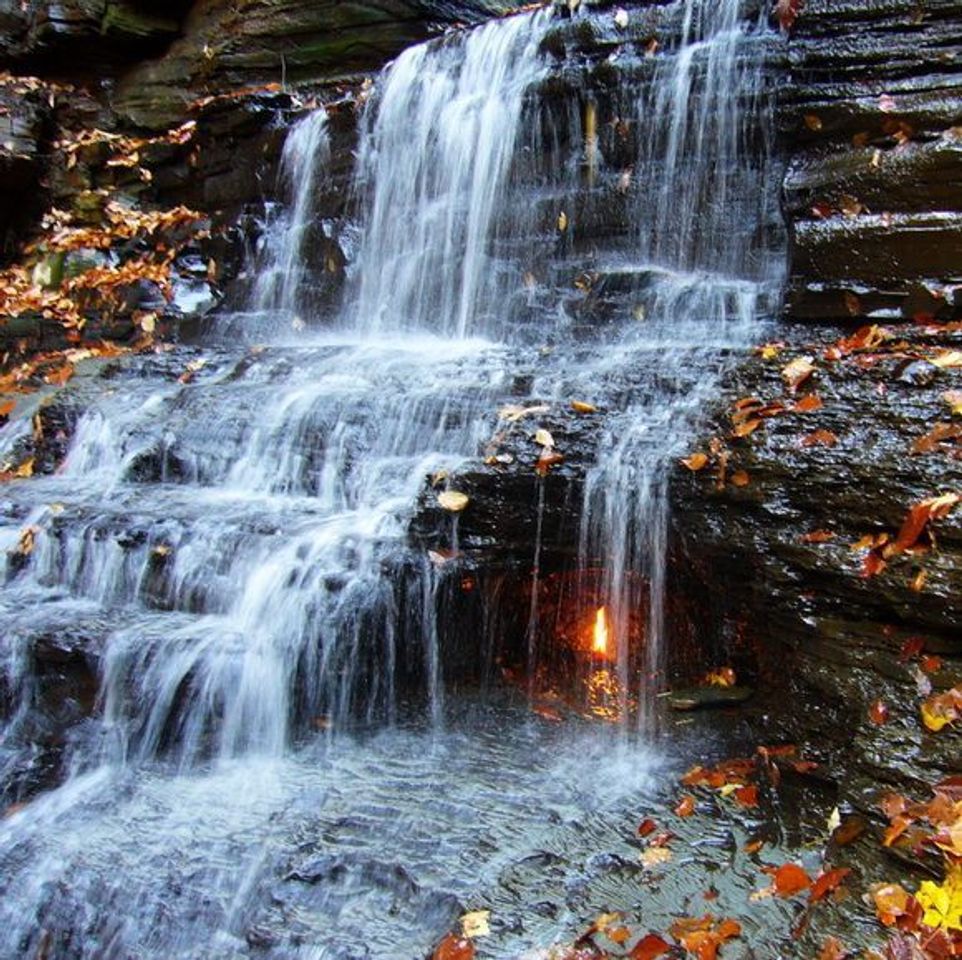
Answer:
0;2;783;956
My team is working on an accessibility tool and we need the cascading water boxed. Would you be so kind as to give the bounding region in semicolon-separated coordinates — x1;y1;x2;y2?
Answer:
0;3;783;957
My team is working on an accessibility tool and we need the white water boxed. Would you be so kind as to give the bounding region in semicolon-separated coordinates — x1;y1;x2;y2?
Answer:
0;2;782;955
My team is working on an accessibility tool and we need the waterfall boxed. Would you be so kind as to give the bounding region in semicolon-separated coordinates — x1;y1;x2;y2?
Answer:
577;0;782;727
251;110;332;324
349;11;552;338
0;3;784;956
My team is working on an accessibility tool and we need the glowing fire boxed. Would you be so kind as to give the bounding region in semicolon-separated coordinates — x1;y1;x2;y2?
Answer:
592;606;609;656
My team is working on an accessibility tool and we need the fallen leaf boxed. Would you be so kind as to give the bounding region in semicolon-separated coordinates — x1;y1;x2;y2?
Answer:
801;530;835;543
794;394;823;413
931;350;962;368
832;815;867;846
732;418;762;438
781;356;816;392
730;470;750;487
809;867;851;903
640;846;672;868
801;428;838;448
437;490;470;512
893;493;960;553
943;390;962;415
804;114;823;131
774;0;803;32
460;910;490;938
680;452;708;472
536;450;564;476
433;933;474;960
921;687;962;732
637;818;657;838
675;794;696;817
871;882;913;926
629;933;671;959
869;699;889;725
817;936;847;960
571;400;597;414
772;863;812;898
734;785;759;808
534;428;554;448
915;865;962;931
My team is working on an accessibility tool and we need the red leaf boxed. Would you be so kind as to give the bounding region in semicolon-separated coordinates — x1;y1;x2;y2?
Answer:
773;863;812;897
809;867;851;903
774;0;804;32
637;818;657;838
898;637;925;662
630;933;671;959
433;934;474;960
869;699;889;725
734;784;759;808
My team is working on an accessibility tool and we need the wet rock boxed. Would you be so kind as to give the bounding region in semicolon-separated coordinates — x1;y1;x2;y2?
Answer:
780;0;962;324
670;321;962;803
668;685;754;711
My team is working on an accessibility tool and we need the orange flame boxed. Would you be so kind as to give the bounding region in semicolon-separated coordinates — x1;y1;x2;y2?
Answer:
592;606;609;656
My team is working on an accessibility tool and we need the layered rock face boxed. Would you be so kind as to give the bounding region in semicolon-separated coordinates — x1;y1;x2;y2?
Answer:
671;0;962;806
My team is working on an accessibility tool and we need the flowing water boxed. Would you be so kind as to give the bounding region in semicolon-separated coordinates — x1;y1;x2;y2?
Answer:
0;2;784;957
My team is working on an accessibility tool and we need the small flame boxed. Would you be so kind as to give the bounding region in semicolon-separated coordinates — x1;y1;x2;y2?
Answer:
592;606;609;656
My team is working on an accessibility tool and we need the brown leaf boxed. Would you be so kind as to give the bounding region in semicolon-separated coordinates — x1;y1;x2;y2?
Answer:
801;428;838;448
637;818;657;838
910;423;962;455
831;814;867;846
730;470;750;487
675;794;696;817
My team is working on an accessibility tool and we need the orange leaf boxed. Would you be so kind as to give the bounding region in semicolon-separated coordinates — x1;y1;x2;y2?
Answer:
773;863;812;898
870;882;912;926
883;815;912;847
630;933;671;959
0;399;14;418
730;470;750;487
433;934;474;960
675;794;696;817
801;529;835;543
809;867;851;903
732;419;762;438
681;453;708;472
894;493;960;553
794;394;823;413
